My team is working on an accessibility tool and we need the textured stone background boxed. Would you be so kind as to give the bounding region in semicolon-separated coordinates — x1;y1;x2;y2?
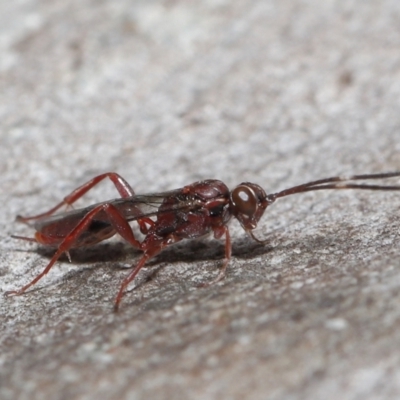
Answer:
1;1;400;399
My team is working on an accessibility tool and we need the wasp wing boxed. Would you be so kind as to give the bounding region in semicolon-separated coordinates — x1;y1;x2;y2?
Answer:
33;188;200;231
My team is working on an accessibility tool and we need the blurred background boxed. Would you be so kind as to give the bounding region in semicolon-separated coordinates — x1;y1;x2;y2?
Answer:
1;1;400;399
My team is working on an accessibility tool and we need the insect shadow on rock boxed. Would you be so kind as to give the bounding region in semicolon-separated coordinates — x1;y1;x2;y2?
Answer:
5;171;400;311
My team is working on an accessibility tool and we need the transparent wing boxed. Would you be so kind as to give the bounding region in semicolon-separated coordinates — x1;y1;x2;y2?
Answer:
33;188;199;229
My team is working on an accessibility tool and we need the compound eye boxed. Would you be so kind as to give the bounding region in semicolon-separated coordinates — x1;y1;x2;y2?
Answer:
230;185;258;216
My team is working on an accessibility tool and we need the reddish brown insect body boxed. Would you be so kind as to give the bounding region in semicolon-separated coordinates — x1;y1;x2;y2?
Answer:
6;171;400;310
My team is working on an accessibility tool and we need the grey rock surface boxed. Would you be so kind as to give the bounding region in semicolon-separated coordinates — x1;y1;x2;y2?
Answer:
1;1;400;399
